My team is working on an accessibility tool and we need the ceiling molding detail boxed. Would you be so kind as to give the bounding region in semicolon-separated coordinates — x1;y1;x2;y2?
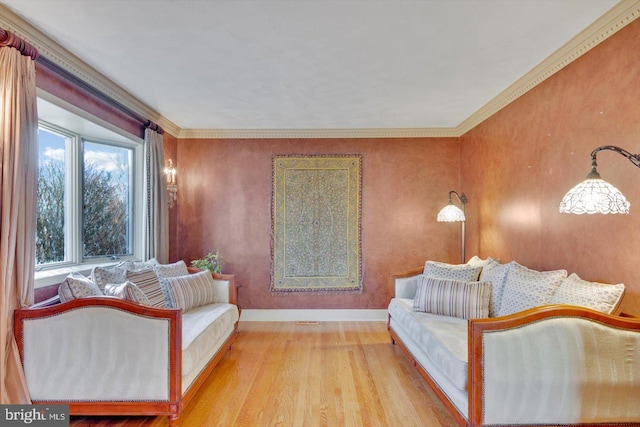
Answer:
1;1;638;140
0;4;181;137
457;0;640;136
178;128;460;139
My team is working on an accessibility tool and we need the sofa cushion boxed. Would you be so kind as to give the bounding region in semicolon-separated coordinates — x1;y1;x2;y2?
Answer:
550;273;625;314
497;262;566;316
126;268;167;308
181;302;239;391
164;271;220;312
389;298;469;391
423;260;482;282
58;273;103;302
413;275;491;319
479;259;511;317
103;281;151;306
91;265;127;293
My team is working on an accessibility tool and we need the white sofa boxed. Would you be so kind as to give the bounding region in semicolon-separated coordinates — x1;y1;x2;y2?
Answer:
388;258;640;427
14;264;239;426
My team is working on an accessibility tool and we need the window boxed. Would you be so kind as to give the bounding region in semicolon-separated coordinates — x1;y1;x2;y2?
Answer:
35;97;143;278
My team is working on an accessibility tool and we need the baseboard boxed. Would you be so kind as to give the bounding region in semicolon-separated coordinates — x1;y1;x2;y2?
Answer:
239;309;388;322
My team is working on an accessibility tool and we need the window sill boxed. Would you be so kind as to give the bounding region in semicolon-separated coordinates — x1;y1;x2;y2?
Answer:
34;262;121;289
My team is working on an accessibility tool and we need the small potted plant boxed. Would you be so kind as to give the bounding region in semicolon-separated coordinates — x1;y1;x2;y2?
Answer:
191;251;223;274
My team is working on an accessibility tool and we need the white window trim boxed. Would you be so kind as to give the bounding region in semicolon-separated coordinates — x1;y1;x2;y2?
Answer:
35;93;145;289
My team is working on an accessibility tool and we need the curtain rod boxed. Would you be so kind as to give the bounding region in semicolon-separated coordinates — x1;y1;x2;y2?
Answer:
1;26;163;135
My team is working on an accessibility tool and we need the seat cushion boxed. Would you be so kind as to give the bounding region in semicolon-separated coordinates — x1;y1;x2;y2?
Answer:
389;298;468;391
181;303;239;381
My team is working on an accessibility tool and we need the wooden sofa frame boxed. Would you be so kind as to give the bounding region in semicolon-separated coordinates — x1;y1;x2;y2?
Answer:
388;269;640;427
14;270;238;426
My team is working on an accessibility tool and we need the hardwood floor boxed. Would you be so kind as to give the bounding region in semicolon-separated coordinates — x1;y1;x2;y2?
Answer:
70;321;457;427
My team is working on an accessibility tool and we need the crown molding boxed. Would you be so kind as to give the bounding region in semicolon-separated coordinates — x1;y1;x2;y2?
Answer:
178;127;460;139
0;4;181;137
457;0;640;136
1;1;638;140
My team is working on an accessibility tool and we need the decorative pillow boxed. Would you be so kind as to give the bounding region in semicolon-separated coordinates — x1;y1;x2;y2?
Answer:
91;265;127;292
154;260;189;278
121;258;158;272
550;273;625;314
153;260;190;308
125;268;167;308
497;262;566;317
163;270;219;312
479;258;511;317
413;275;492;320
104;281;151;306
423;260;482;282
58;273;103;303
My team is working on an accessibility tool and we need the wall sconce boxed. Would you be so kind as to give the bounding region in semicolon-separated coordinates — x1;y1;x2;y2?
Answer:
164;159;177;209
559;146;640;214
437;191;467;263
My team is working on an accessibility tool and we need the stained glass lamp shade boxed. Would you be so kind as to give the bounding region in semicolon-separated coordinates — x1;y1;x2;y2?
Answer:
560;146;639;215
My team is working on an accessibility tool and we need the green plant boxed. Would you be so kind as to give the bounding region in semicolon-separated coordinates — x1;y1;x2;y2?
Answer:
191;251;223;274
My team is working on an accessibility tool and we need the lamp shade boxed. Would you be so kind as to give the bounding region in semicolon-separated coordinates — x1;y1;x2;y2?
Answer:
437;204;466;222
559;177;630;214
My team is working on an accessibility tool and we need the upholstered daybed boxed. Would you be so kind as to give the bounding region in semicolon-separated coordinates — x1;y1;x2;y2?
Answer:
14;261;239;426
389;257;640;427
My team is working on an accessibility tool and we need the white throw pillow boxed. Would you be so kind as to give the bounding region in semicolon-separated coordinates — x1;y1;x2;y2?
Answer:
58;273;103;303
413;275;492;319
163;270;219;312
497;261;566;317
479;258;511;317
91;265;127;292
423;260;482;282
551;273;625;314
103;281;151;306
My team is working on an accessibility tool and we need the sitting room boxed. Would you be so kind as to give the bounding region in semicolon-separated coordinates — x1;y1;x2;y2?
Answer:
1;1;639;426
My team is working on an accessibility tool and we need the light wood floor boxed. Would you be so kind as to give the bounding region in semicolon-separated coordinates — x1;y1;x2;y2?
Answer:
70;321;457;427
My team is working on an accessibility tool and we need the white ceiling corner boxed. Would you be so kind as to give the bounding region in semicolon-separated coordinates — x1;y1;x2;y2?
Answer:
0;0;638;139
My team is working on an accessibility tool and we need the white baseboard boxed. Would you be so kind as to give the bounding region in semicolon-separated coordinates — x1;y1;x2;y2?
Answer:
239;309;388;322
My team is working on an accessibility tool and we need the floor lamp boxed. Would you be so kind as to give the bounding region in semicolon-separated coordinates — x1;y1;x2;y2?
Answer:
437;191;467;263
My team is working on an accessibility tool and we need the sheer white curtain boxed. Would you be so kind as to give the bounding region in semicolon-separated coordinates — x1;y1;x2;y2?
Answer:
0;31;38;404
144;125;169;263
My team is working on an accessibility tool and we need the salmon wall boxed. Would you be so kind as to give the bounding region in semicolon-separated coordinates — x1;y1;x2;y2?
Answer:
461;18;640;314
170;138;460;309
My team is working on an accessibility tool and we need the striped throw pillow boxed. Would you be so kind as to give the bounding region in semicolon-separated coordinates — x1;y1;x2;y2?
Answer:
413;275;492;319
126;268;167;308
164;270;219;312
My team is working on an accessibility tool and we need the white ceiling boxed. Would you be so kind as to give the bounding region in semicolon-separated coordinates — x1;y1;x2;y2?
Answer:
0;0;622;131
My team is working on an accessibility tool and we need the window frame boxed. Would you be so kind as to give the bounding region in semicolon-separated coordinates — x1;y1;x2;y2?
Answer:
35;97;145;288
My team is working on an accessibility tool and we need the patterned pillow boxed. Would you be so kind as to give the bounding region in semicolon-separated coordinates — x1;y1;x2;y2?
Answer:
154;260;189;279
125;268;167;308
58;273;103;303
423;261;482;282
550;273;625;314
121;258;158;272
479;259;511;317
154;260;191;308
104;281;151;306
91;265;127;292
413;275;492;319
497;262;566;317
163;270;219;312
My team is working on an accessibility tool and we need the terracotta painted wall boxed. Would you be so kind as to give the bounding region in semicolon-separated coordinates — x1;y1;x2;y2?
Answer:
461;18;640;314
171;138;461;309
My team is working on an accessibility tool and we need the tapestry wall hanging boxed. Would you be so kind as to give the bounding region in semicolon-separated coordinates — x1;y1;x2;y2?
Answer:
271;155;362;293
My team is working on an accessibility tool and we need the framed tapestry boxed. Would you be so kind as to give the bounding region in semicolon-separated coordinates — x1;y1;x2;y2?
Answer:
271;155;362;293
